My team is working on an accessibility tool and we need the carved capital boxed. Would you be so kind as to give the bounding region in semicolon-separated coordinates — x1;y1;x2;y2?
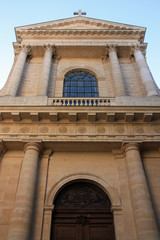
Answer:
106;44;118;56
130;44;146;56
19;44;31;54
44;44;56;56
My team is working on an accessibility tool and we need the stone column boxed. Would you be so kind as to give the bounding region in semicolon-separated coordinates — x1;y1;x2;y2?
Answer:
131;45;158;96
37;44;55;96
7;45;31;96
106;45;125;96
7;142;42;240
124;143;160;240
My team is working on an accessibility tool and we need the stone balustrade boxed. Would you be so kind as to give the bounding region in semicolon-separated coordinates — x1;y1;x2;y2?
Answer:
52;98;112;107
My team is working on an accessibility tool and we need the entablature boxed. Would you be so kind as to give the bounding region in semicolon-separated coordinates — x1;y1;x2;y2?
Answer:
13;42;147;58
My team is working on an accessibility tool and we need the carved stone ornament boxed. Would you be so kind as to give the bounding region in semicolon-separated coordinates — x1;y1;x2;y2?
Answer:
2;127;10;133
97;126;106;134
135;127;144;134
44;44;56;56
19;44;31;54
39;126;48;133
59;126;67;134
152;126;160;134
106;44;118;56
130;44;146;56
54;182;111;209
20;126;30;133
116;127;125;134
78;127;87;134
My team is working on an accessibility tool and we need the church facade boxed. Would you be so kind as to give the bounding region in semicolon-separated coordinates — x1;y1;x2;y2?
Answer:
0;16;160;240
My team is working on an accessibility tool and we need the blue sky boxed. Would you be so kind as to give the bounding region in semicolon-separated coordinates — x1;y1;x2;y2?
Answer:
0;0;160;89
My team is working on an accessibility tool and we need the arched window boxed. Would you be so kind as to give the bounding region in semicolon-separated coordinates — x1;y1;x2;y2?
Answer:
63;71;98;97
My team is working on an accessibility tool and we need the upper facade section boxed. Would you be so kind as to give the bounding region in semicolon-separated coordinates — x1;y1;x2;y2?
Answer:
0;16;159;106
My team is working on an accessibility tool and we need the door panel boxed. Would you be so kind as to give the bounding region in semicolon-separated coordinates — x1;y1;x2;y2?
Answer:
51;211;115;240
51;182;115;240
53;224;78;240
85;224;114;240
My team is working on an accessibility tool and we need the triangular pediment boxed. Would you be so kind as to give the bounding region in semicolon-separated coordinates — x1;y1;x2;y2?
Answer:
15;16;145;32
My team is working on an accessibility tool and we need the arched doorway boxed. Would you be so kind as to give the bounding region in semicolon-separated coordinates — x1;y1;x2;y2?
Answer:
50;181;115;240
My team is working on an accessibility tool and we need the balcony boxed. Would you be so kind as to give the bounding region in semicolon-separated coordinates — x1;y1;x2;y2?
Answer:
52;98;114;107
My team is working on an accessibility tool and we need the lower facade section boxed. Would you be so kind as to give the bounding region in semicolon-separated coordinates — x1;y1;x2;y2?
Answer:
0;142;160;240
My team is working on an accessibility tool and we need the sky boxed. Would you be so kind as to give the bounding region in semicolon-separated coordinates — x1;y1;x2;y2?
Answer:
0;0;160;89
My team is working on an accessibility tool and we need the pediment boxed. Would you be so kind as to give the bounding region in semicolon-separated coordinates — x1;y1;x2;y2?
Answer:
15;16;145;32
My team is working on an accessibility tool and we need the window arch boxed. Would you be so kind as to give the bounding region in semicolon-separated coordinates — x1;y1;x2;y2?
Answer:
63;71;99;97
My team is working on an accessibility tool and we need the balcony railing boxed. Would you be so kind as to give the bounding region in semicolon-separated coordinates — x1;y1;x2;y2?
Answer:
52;98;114;106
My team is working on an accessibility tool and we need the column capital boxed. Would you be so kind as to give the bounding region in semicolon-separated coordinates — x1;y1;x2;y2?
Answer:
106;44;118;55
19;44;31;54
44;44;56;55
24;142;43;154
130;44;146;56
123;142;141;153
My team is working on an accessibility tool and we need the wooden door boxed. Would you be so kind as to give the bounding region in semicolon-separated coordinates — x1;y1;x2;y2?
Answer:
50;182;115;240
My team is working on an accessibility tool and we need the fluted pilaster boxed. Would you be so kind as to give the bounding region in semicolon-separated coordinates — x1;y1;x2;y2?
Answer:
131;45;158;96
124;143;160;240
37;44;55;96
7;45;31;96
7;142;42;240
106;45;125;96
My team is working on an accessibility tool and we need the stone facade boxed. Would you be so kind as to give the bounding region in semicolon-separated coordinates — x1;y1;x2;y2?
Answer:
0;16;160;240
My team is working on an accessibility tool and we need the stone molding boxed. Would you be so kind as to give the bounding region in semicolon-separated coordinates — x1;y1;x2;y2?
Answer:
24;142;43;154
0;109;160;122
46;173;121;207
123;142;140;154
16;29;145;37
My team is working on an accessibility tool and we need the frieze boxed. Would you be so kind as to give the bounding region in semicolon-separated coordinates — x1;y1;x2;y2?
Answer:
0;123;159;140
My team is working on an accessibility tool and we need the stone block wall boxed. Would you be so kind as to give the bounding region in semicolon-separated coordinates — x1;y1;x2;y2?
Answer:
0;151;23;240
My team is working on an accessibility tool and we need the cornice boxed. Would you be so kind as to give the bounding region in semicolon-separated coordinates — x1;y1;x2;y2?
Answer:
18;19;145;31
0;107;160;122
16;29;145;36
16;29;145;44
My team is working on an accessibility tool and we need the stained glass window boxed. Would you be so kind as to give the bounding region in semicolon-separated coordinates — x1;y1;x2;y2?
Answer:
63;71;99;97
